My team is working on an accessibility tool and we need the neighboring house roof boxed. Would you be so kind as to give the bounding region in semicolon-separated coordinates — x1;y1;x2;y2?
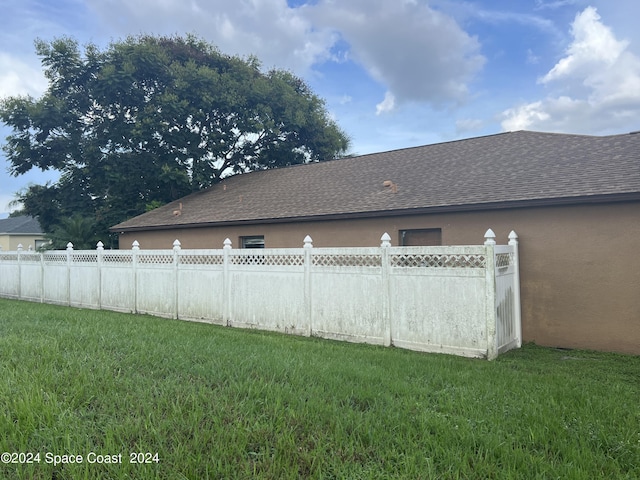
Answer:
0;216;43;235
112;130;640;232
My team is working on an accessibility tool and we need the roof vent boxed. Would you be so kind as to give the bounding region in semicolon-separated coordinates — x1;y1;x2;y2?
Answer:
383;180;398;193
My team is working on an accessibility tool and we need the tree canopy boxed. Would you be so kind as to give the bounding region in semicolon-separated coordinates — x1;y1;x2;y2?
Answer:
1;35;350;247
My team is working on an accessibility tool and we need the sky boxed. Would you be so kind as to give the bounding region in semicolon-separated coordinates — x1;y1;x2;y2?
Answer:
1;0;640;217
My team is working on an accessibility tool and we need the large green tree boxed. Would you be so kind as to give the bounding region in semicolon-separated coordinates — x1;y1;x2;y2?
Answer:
1;35;350;247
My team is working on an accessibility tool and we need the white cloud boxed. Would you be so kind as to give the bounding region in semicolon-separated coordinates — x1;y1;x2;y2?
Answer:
307;0;485;109
0;53;47;98
541;7;627;84
501;7;640;134
534;0;582;10
376;91;396;115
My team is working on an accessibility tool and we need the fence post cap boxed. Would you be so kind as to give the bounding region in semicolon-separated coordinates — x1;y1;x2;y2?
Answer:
223;238;232;249
17;243;24;251
508;231;518;245
96;241;104;250
484;229;496;245
66;242;74;251
303;235;313;248
380;232;391;247
173;239;181;250
132;240;140;250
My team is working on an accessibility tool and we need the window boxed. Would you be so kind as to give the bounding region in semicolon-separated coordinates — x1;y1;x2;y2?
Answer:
240;236;265;249
399;229;442;246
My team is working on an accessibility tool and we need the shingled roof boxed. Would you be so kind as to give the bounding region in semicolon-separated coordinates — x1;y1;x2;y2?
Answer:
0;216;43;235
112;131;640;232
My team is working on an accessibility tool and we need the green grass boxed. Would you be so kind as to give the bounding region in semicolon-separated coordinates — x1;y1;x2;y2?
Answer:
0;298;638;479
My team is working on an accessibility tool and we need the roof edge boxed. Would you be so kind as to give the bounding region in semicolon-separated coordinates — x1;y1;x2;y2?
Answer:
110;192;640;233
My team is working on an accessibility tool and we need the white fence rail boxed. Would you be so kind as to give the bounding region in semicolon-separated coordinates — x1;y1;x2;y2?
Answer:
0;229;521;359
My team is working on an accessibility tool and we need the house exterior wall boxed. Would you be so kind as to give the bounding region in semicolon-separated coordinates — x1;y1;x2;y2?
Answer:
0;234;47;252
117;200;640;355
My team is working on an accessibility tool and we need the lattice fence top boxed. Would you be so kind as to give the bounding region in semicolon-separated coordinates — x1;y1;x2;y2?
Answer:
102;253;133;264
391;253;487;268
43;253;68;264
71;253;99;263
179;253;224;265
495;252;515;268
230;253;305;266
17;253;41;263
0;242;515;273
138;253;174;265
312;253;382;268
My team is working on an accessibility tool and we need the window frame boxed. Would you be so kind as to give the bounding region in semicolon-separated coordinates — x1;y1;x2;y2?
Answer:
399;228;442;246
240;235;265;249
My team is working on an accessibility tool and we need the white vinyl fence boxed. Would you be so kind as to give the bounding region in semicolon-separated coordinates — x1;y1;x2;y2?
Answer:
0;229;521;359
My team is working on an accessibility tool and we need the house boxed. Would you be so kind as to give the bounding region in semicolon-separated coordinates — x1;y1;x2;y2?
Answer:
0;216;46;251
111;131;640;355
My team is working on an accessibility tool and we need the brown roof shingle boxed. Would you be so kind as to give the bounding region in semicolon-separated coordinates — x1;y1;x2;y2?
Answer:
111;131;640;232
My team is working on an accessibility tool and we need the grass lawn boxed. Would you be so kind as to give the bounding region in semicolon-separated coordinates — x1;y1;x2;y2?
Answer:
0;298;638;479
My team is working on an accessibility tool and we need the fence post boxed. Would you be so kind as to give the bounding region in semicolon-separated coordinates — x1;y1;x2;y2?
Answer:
39;247;44;304
223;238;232;326
509;231;522;348
173;240;181;320
380;233;392;346
132;240;140;314
17;244;23;300
66;242;74;306
303;235;313;337
484;229;497;360
97;241;104;310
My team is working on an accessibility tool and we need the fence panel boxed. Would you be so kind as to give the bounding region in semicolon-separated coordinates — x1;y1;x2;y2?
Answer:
18;253;42;302
177;250;225;323
494;240;521;353
42;252;69;305
135;250;176;318
100;252;135;313
69;252;101;309
0;254;20;298
310;248;385;344
389;246;489;356
228;249;307;333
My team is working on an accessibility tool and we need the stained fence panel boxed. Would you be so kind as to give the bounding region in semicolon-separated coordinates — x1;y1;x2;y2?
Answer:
0;254;20;298
388;247;488;356
310;248;385;344
228;249;307;334
69;252;101;309
135;251;176;318
494;245;520;353
42;252;69;305
177;250;225;323
101;252;136;313
18;253;42;302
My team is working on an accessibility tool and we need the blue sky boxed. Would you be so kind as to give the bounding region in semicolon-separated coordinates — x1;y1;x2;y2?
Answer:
2;0;640;216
